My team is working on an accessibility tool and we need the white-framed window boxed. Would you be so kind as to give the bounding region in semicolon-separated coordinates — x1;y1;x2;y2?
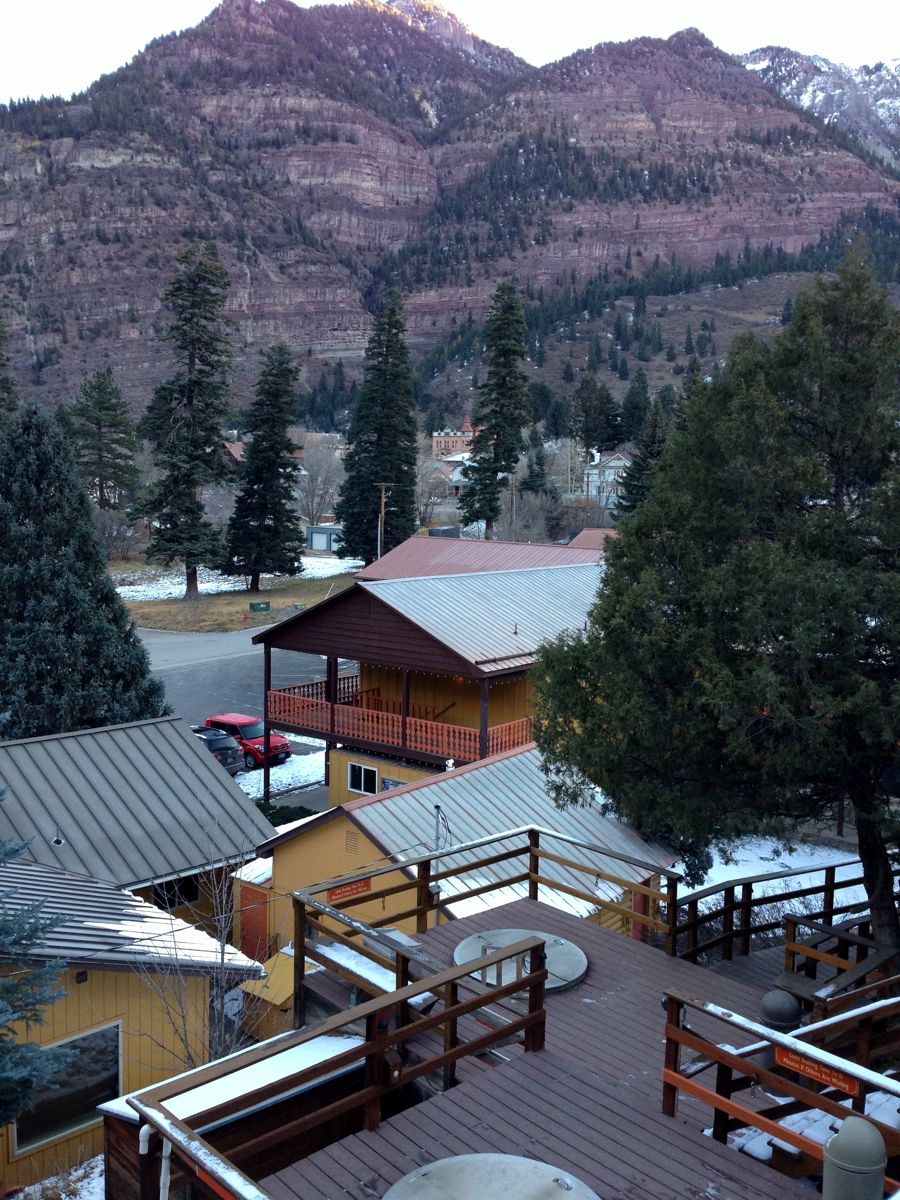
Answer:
14;1021;121;1154
348;762;378;795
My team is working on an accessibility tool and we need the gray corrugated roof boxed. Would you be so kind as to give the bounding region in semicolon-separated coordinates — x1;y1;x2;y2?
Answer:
0;717;276;889
0;860;259;973
344;746;676;918
360;564;602;672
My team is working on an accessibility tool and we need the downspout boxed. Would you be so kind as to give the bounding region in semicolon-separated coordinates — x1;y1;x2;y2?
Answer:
159;1139;172;1200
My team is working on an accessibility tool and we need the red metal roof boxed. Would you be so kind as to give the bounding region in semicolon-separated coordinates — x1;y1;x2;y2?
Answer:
359;535;606;580
567;528;619;550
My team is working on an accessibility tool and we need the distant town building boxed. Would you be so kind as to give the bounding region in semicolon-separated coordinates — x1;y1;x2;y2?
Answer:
431;417;474;457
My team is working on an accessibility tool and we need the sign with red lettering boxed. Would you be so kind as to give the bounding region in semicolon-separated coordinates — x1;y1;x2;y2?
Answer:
327;877;371;904
775;1047;859;1096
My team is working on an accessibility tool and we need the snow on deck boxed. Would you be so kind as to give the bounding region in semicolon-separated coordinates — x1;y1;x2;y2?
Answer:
728;1086;900;1162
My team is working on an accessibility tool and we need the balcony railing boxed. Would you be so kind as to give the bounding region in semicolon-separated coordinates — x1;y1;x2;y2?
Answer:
266;681;533;763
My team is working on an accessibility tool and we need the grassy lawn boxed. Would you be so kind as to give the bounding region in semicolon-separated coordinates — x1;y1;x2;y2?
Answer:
126;573;355;632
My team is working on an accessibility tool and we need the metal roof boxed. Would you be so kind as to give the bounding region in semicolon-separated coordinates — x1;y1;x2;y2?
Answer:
359;536;606;580
567;528;619;550
0;717;276;889
0;859;259;974
359;563;602;672
344;746;676;918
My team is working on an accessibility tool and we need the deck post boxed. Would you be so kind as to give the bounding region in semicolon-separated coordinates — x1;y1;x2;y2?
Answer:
293;897;307;1029
416;859;432;934
739;882;753;956
712;1062;733;1142
327;656;337;734
478;678;489;759
661;994;682;1117
665;875;678;957
722;886;735;961
443;980;459;1090
823;865;836;927
396;950;411;1033
401;668;410;750
138;1131;159;1200
528;829;540;901
263;643;272;805
524;941;546;1052
363;1010;386;1131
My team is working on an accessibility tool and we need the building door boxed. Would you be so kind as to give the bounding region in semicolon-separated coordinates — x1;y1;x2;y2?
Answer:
240;886;270;961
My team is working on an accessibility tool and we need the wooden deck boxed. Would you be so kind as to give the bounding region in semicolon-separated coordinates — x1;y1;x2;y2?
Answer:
709;943;786;993
264;900;812;1200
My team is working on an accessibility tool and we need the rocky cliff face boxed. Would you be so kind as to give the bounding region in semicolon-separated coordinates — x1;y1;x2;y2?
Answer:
740;47;900;168
0;4;896;409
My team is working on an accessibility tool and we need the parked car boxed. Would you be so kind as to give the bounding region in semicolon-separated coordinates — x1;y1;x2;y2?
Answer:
190;725;244;776
204;713;292;771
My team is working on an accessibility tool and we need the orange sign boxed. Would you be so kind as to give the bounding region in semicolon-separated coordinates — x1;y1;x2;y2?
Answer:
327;877;371;904
775;1047;859;1096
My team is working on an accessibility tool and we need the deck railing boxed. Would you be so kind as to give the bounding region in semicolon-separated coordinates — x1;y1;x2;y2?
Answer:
266;683;533;762
128;939;548;1200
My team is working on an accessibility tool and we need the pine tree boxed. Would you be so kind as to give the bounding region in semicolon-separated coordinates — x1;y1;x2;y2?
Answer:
334;291;417;562
620;369;650;442
0;835;67;1125
459;282;530;540
0;407;167;739
684;324;695;354
520;444;549;494
67;367;137;509
574;374;620;456
0;317;17;425
561;358;575;384
616;397;668;515
222;344;305;592
534;258;900;941
617;354;629;381
780;296;794;326
139;243;233;601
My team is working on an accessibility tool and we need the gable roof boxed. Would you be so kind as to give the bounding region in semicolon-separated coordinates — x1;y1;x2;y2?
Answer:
358;535;606;580
0;717;276;889
567;528;618;550
0;859;260;975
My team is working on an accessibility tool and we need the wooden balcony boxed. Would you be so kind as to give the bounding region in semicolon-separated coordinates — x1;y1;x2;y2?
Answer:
266;676;532;764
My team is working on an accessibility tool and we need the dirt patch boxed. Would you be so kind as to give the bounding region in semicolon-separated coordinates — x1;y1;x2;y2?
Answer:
127;574;355;632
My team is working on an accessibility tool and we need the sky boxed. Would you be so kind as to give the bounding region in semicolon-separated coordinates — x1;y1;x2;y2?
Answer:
3;0;897;105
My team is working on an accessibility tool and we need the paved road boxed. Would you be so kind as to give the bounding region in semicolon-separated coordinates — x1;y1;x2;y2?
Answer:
139;628;326;727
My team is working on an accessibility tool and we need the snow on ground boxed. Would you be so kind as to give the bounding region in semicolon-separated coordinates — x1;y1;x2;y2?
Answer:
237;750;325;801
113;557;362;602
17;1154;104;1200
727;1086;900;1162
683;838;864;906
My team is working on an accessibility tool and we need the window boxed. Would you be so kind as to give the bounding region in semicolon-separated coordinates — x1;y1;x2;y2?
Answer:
153;875;200;910
15;1023;120;1153
348;762;377;795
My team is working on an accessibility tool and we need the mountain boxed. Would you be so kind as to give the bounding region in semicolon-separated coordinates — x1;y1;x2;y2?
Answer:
740;47;900;167
0;3;897;411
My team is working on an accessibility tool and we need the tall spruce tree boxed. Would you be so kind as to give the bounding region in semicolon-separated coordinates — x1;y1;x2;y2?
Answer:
616;396;668;515
139;243;232;601
620;369;650;442
0;317;17;425
534;257;900;942
0;407;167;739
222;344;305;592
574;374;620;457
0;834;68;1125
67;367;137;509
334;291;417;563
459;282;530;539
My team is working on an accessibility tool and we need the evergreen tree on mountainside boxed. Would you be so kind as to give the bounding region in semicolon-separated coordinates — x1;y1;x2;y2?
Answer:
620;369;650;442
574;374;620;456
222;344;305;592
0;835;68;1125
459;282;530;539
138;243;233;601
534;256;900;943
0;407;167;739
334;291;417;563
67;367;137;509
616;396;668;515
0;318;17;424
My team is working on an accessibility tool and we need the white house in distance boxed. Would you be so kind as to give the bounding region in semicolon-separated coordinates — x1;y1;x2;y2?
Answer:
585;449;633;509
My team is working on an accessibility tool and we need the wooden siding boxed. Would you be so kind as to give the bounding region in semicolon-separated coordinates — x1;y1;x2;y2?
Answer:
261;589;477;676
357;668;530;729
0;968;207;1190
327;750;436;807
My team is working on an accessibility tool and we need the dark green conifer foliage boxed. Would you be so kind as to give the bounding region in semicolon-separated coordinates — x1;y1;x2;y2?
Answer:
67;367;137;508
616;397;668;515
574;374;620;456
139;243;233;600
534;258;900;941
562;359;575;384
222;344;305;592
0;834;68;1125
0;318;17;424
459;282;530;540
335;291;417;563
0;407;167;739
684;324;695;354
520;444;549;494
620;369;650;442
617;354;629;381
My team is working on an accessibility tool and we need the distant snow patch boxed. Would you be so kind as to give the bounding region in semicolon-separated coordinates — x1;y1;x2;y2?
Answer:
114;557;361;602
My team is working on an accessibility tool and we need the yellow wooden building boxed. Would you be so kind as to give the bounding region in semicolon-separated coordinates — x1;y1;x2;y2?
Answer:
0;861;259;1191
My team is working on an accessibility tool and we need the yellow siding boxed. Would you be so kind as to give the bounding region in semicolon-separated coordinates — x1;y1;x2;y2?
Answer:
328;749;435;807
0;968;208;1190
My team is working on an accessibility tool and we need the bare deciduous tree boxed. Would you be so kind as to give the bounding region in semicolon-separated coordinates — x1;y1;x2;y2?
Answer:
295;436;344;527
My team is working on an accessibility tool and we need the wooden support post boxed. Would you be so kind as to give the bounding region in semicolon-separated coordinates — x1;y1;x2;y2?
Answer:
665;875;678;957
662;994;682;1117
327;656;337;734
396;950;411;1033
712;1062;733;1142
784;915;797;975
478;678;489;760
524;942;546;1053
527;829;540;901
686;898;698;962
853;1016;874;1113
401;668;410;750
293;898;307;1030
443;980;459;1090
739;882;753;956
363;1010;387;1131
263;643;272;806
823;865;836;927
722;886;735;962
416;859;432;934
